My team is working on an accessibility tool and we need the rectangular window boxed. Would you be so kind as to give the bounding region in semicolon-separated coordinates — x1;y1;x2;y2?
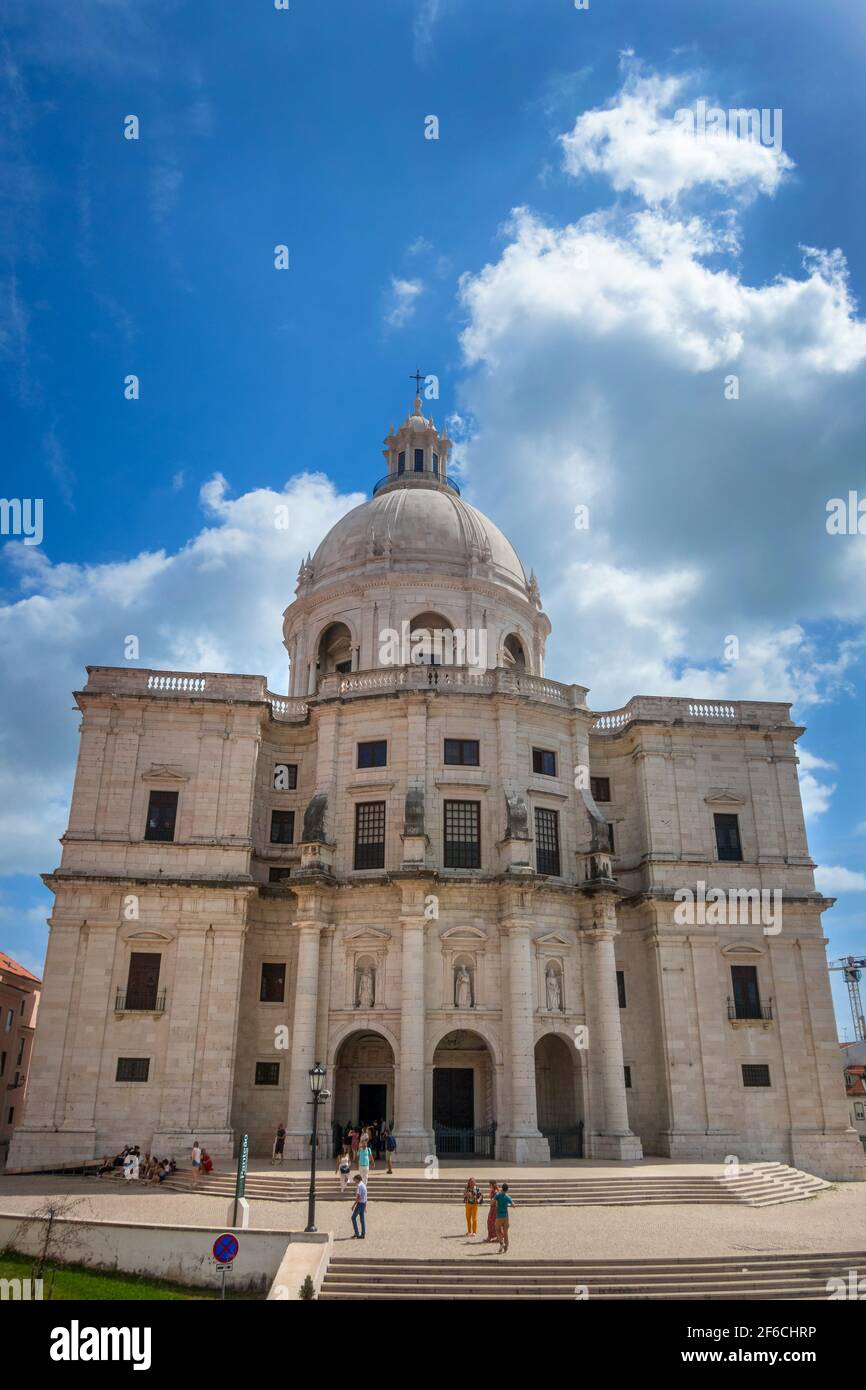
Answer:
616;970;627;1009
855;1101;865;1121
16;1038;25;1065
357;739;387;769
144;789;178;842
268;866;291;883
607;823;616;854
532;748;557;777
623;1065;632;1089
731;965;762;1020
255;1061;280;1086
742;1064;771;1088
444;738;480;766
4;1008;12;1032
397;451;405;474
715;812;743;862
7;1107;13;1125
354;801;386;869
414;447;424;472
590;776;611;802
125;953;161;1011
0;1052;5;1077
260;962;286;1003
116;1057;150;1083
444;800;481;869
534;807;561;876
432;452;439;476
270;809;295;844
273;763;297;791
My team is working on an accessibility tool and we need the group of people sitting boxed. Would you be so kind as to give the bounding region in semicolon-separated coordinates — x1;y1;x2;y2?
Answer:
96;1146;178;1184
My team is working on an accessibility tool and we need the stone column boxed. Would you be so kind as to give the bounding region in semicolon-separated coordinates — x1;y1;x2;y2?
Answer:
584;911;643;1160
315;926;336;1144
499;920;550;1163
395;884;434;1159
285;921;323;1158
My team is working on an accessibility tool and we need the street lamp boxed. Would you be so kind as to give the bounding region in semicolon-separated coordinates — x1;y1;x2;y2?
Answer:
305;1062;328;1233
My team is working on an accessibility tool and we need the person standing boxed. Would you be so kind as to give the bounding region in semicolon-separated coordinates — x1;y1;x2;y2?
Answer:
350;1127;360;1167
494;1182;515;1253
130;1146;141;1180
384;1127;396;1175
463;1177;481;1235
351;1174;368;1239
335;1145;352;1194
358;1137;372;1182
485;1181;499;1242
123;1149;135;1181
272;1123;286;1166
191;1139;202;1185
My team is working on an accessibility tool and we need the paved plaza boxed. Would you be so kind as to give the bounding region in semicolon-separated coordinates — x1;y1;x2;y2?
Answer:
2;1165;866;1264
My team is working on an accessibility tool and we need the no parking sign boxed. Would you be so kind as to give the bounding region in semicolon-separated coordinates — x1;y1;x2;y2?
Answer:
213;1232;239;1265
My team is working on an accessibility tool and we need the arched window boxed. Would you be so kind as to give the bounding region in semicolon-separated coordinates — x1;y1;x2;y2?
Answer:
317;622;353;675
409;611;455;665
503;633;527;671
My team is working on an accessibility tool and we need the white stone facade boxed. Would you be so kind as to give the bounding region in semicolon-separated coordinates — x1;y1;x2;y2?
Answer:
9;398;864;1180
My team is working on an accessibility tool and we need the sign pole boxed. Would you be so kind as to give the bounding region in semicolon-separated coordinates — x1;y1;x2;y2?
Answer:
232;1132;249;1229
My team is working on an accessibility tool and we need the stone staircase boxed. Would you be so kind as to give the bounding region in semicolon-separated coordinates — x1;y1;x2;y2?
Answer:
318;1250;865;1300
166;1162;829;1207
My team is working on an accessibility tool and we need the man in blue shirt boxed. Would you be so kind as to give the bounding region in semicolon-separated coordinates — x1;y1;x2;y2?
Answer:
351;1174;368;1238
494;1181;515;1252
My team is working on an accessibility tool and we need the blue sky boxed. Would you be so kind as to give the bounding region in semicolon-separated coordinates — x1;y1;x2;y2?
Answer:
1;0;865;1033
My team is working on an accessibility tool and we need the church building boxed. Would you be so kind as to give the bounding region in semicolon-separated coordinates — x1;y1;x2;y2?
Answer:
9;393;864;1180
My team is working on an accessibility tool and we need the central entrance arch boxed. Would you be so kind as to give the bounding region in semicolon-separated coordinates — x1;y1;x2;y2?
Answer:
432;1029;496;1157
333;1031;395;1149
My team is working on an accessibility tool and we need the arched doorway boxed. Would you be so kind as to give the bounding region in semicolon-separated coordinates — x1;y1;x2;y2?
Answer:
333;1031;395;1151
534;1033;584;1157
432;1029;496;1157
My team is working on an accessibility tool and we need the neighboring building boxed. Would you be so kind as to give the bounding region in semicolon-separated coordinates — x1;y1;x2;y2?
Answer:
8;393;865;1180
0;951;41;1164
841;1042;866;1147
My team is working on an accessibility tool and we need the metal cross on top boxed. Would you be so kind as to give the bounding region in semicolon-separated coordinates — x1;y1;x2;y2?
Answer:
410;368;425;396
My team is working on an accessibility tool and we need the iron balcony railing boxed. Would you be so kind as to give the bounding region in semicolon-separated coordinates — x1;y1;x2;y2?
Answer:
115;989;167;1014
727;996;773;1022
372;469;460;496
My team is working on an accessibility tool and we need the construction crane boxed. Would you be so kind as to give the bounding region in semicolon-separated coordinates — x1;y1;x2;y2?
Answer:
829;956;866;1041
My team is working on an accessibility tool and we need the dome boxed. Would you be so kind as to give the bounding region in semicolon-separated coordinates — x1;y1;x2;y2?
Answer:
309;486;529;597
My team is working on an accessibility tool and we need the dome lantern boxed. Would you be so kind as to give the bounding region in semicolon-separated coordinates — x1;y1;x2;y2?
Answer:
378;383;454;498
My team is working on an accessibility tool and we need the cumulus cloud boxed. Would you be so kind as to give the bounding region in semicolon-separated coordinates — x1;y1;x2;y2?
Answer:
815;865;866;894
383;276;424;330
559;67;794;205
796;749;837;821
455;192;866;710
0;472;363;875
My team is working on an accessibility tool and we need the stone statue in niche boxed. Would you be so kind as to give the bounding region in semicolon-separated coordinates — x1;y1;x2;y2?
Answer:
546;965;562;1012
504;790;530;840
356;965;375;1010
454;964;473;1010
302;792;328;843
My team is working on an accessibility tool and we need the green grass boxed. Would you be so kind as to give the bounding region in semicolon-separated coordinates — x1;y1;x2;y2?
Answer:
0;1250;258;1301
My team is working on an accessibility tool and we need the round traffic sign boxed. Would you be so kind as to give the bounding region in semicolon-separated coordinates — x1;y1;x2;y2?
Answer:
213;1232;239;1264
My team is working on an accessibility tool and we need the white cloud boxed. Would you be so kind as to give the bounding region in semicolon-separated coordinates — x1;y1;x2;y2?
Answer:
815;865;866;894
559;67;794;206
0;472;363;875
413;0;443;67
383;276;423;330
796;750;837;821
455;181;866;711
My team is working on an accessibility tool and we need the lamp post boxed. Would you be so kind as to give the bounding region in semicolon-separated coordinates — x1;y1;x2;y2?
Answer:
305;1062;328;1233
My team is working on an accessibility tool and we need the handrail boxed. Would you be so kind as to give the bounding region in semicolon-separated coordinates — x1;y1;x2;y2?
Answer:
372;470;460;496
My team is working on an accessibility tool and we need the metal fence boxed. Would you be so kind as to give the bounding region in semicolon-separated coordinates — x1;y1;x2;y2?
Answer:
434;1123;497;1158
541;1123;584;1158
